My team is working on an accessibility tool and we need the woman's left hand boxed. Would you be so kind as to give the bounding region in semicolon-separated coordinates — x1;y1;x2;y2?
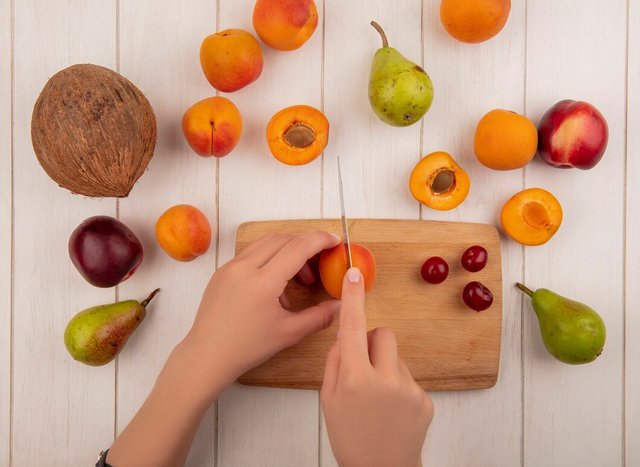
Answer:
184;230;342;392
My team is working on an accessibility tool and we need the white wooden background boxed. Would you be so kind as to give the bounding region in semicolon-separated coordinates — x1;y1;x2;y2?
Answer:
1;0;637;465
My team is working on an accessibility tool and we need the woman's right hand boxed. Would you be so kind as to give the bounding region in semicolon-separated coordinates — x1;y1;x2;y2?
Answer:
321;267;434;467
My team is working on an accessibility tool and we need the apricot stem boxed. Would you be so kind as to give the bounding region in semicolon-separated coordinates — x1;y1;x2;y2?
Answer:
515;283;534;298
141;288;160;308
370;21;388;48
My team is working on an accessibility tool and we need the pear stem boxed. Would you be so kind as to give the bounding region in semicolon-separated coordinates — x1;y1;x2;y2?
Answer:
515;283;534;298
370;21;388;48
141;288;160;308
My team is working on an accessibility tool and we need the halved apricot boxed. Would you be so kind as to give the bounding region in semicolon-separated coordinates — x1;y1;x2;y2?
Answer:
500;188;563;246
409;151;470;210
266;105;329;165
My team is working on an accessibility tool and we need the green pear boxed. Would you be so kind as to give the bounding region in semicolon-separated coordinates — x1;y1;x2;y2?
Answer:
64;289;159;366
516;283;605;364
368;21;434;127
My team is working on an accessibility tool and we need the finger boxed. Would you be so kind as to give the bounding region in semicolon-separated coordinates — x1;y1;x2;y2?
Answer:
367;327;399;373
398;358;414;381
321;339;341;403
283;299;340;345
339;267;370;368
279;292;290;309
237;234;293;268
263;230;340;282
234;233;274;260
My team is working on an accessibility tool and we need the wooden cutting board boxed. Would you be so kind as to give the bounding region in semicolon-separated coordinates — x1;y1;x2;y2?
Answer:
235;219;502;391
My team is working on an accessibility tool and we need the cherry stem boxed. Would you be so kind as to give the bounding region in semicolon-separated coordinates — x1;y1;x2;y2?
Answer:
515;283;534;298
141;288;160;308
370;21;388;48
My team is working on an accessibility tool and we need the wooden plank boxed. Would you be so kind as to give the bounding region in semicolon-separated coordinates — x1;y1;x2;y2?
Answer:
116;1;217;466
0;0;12;463
626;0;639;464
525;1;626;465
320;1;423;465
236;219;502;390
11;1;116;465
419;0;527;465
215;0;324;464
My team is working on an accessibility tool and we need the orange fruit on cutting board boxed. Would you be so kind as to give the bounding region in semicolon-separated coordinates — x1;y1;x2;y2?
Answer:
440;0;511;43
474;109;538;170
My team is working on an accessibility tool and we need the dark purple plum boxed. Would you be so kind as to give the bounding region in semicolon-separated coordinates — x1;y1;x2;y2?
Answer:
69;216;143;288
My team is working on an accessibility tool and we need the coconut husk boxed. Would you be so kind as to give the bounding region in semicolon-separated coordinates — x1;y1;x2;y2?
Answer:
31;64;157;197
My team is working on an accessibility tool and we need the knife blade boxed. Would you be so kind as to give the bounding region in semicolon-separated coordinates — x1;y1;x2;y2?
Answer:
337;156;353;270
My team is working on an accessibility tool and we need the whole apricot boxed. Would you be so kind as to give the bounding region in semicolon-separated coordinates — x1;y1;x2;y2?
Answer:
200;29;263;92
474;109;538;170
409;151;470;211
155;204;212;261
319;243;376;299
253;0;318;51
266;105;329;165
440;0;511;43
500;188;562;246
182;96;243;158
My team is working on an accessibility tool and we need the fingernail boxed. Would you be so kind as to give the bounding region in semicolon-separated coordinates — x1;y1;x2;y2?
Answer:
347;267;361;283
330;232;341;243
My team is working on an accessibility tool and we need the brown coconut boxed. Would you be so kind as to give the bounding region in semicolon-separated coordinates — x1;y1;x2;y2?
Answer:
31;64;157;197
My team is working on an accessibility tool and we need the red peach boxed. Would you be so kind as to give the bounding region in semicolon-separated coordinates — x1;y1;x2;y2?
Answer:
537;99;608;170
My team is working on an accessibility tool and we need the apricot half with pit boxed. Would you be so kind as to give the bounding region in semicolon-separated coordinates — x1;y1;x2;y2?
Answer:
319;243;376;299
500;188;563;246
266;105;329;165
409;151;470;211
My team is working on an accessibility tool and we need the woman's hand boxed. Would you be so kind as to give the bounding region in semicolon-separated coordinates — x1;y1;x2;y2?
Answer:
184;230;342;392
321;267;434;467
107;230;341;467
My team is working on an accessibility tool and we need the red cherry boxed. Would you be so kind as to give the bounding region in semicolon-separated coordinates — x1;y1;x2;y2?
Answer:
461;245;488;272
462;281;493;311
421;257;449;284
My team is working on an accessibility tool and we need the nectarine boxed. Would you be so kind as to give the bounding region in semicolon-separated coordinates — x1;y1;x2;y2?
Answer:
319;243;376;299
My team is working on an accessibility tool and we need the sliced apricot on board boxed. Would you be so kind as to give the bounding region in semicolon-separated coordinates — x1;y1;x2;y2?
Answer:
266;105;329;165
500;188;563;246
409;151;470;211
319;243;376;299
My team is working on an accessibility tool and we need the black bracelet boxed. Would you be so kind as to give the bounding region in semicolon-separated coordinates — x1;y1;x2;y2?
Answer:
95;449;112;467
